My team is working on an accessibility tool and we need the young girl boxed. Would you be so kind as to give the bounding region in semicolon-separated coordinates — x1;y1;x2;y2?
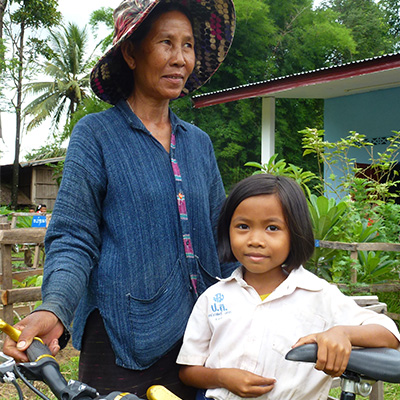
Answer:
177;174;400;400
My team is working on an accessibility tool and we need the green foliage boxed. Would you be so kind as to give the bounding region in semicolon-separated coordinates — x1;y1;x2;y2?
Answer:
330;383;400;399
372;202;400;243
321;0;396;58
89;7;115;52
15;215;32;228
245;154;318;199
379;0;400;42
13;274;42;288
357;251;397;284
0;206;10;215
299;126;400;286
26;0;400;190
10;0;61;28
23;22;96;134
25;143;67;161
306;195;349;280
302;128;400;205
248;129;400;288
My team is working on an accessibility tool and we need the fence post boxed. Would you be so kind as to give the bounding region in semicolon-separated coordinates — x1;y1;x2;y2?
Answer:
0;220;13;324
350;249;358;284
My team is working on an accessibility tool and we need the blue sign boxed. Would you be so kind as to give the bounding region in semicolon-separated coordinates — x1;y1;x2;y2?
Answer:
32;215;47;228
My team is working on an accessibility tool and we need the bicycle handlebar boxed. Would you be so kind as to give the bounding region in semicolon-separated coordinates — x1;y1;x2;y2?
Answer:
0;318;145;400
286;343;400;383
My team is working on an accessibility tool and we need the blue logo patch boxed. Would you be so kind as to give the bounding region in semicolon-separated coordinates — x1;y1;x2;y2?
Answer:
213;293;224;303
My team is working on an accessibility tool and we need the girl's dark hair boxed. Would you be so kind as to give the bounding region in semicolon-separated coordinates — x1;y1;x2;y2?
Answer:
114;3;194;100
217;174;315;270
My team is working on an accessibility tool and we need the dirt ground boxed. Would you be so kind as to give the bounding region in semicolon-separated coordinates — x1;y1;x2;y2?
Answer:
0;341;80;399
55;340;80;365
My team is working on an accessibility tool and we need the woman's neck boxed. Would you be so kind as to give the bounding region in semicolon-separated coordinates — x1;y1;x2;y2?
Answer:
127;95;172;152
127;95;170;124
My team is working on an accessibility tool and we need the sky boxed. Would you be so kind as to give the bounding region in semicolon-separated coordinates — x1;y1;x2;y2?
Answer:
0;0;120;165
0;0;323;165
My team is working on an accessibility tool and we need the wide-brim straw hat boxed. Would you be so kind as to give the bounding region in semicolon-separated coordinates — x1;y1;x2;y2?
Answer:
90;0;236;105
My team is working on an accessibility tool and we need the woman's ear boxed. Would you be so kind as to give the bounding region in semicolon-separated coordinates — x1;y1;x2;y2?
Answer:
121;41;136;70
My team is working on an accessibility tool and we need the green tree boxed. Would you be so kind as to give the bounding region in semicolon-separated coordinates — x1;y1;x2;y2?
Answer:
0;0;8;140
58;0;398;191
172;0;357;189
320;0;395;58
379;0;400;49
89;6;114;52
3;0;61;209
24;22;95;133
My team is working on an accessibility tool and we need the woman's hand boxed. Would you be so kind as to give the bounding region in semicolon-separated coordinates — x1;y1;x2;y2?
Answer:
292;326;352;377
3;311;64;362
217;368;276;398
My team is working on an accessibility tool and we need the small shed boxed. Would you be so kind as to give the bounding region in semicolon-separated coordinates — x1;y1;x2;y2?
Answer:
0;157;64;210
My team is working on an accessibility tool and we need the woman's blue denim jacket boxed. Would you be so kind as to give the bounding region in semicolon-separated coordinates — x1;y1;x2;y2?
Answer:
37;100;235;369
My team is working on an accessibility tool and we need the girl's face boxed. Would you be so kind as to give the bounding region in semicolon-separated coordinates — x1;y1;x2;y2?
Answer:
229;194;290;291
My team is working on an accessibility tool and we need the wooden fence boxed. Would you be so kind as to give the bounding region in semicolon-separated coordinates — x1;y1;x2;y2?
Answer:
318;240;400;322
0;220;44;324
0;225;398;400
1;223;400;324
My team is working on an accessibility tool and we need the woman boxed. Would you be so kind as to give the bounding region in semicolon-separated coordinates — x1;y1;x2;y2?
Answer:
4;0;236;398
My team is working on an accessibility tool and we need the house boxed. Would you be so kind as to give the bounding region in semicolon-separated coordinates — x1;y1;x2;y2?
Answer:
192;53;400;196
0;157;64;210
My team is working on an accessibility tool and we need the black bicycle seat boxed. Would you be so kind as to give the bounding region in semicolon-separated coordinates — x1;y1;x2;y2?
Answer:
285;343;400;383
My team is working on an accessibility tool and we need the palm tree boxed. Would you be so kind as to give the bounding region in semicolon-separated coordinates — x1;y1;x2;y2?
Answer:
24;22;96;132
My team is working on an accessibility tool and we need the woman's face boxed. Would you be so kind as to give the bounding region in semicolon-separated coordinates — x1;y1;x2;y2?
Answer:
128;10;195;101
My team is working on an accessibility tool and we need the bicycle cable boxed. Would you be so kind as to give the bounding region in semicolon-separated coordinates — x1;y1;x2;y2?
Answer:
10;378;24;400
13;364;52;400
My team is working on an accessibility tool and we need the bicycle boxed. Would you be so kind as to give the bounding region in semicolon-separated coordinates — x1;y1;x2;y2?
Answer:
0;318;181;400
1;317;400;400
286;343;400;400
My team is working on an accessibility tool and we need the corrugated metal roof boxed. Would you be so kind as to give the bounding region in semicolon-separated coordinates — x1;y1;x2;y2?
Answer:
20;156;65;168
192;53;400;108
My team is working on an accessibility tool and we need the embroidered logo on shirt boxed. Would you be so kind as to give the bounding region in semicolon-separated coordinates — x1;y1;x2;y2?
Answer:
209;293;231;319
214;293;224;303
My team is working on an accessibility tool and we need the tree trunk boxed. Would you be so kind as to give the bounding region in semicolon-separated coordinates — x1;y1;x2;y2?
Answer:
11;20;24;209
0;0;7;140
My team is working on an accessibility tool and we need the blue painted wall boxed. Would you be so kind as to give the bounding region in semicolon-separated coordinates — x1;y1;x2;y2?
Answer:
323;86;400;198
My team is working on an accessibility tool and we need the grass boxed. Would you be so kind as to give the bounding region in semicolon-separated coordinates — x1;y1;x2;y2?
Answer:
0;347;79;400
329;382;400;399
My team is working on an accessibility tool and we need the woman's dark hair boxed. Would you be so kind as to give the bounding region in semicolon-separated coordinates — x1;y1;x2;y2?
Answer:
217;174;315;270
113;2;194;100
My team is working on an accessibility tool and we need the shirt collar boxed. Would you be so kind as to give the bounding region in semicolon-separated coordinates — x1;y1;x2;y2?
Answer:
220;265;325;297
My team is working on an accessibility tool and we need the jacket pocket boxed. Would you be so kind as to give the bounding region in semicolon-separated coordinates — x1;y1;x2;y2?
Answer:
193;256;219;295
126;258;193;368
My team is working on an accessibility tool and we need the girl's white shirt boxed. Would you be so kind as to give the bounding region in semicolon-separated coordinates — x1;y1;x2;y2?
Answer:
177;266;400;400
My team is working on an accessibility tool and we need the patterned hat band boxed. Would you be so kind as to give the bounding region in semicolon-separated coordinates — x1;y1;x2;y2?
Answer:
90;0;236;105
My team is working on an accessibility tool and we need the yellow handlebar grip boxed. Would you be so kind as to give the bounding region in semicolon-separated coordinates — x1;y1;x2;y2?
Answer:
147;386;183;400
0;319;22;342
0;318;44;345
